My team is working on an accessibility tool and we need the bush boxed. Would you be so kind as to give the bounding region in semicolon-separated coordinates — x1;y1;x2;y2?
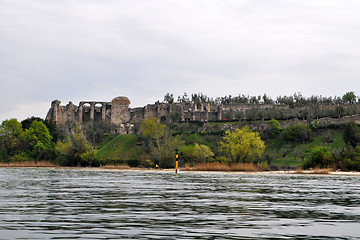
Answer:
269;119;282;136
11;152;28;162
305;146;331;169
214;156;231;163
127;159;139;167
283;123;312;143
343;121;360;148
192;143;214;163
80;150;98;167
343;158;356;171
55;124;95;166
257;161;269;171
145;159;155;167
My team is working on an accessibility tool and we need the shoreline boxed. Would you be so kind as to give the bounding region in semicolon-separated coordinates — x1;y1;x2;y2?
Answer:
1;165;360;176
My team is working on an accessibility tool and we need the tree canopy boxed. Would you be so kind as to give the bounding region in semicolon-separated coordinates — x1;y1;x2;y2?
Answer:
342;91;357;104
192;143;214;163
220;126;265;163
343;121;360;148
283;123;312;143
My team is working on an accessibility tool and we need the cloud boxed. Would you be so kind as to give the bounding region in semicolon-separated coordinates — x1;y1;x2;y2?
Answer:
1;0;360;122
0;101;50;122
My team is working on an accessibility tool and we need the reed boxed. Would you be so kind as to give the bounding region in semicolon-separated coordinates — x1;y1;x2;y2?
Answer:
295;167;331;174
229;163;258;171
311;168;331;174
0;161;56;168
100;164;131;170
189;162;260;172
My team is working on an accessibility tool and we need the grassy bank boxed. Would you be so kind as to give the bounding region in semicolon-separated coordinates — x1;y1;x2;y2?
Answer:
96;135;142;166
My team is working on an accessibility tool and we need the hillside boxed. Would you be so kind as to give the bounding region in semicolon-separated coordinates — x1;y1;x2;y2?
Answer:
94;118;354;170
263;128;347;168
96;135;142;166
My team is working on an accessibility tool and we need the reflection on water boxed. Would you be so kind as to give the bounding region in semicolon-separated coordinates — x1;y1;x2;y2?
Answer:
0;168;359;239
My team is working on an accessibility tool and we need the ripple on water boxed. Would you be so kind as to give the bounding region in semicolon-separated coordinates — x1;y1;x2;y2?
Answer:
0;169;359;239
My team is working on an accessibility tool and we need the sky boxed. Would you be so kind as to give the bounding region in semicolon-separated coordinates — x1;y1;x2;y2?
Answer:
1;0;360;122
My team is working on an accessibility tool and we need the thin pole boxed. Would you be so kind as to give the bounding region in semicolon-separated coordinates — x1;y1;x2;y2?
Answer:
175;149;179;174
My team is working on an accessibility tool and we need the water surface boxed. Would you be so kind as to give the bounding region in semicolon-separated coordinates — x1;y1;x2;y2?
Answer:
0;168;359;239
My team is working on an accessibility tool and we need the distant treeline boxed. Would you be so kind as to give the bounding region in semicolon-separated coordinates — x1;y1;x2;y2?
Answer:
164;92;359;107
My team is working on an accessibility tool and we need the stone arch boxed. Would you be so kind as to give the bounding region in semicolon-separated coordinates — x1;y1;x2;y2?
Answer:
94;103;103;122
83;103;91;108
81;103;91;122
160;116;167;123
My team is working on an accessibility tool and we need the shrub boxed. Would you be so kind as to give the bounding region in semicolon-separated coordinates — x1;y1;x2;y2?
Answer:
127;159;139;167
304;146;331;169
269;119;282;136
283;123;312;143
257;161;269;171
11;152;28;162
343;121;360;148
192;143;214;163
80;150;98;167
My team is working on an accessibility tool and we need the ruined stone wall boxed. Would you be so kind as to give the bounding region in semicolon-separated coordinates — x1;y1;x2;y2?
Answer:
46;96;140;134
45;100;78;125
46;96;360;135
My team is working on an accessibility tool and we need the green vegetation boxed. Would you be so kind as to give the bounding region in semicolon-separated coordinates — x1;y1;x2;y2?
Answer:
220;126;265;163
2;91;360;171
1;116;359;171
343;121;360;148
139;118;183;168
283;123;312;144
96;135;142;166
268;119;282;136
55;124;97;167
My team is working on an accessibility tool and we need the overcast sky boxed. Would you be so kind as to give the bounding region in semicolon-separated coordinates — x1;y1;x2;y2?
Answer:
1;0;360;122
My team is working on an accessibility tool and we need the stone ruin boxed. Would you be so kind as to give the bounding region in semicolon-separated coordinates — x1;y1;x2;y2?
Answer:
46;96;269;134
46;96;360;134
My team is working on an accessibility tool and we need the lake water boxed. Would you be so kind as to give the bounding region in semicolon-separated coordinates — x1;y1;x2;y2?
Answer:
0;168;360;239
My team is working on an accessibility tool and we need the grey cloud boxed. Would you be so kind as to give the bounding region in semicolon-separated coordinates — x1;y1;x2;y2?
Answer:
1;0;360;121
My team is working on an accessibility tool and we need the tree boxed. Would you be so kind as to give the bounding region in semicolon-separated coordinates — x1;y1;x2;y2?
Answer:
155;131;183;168
21;117;44;130
139;118;183;168
24;120;52;159
140;118;165;140
342;91;357;104
283;123;312;143
304;146;331;169
220;126;265;163
56;124;96;166
81;121;118;145
21;116;58;141
0;119;24;159
262;94;273;104
164;93;174;104
343;121;360;148
192;143;214;163
24;121;52;148
268;119;281;136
